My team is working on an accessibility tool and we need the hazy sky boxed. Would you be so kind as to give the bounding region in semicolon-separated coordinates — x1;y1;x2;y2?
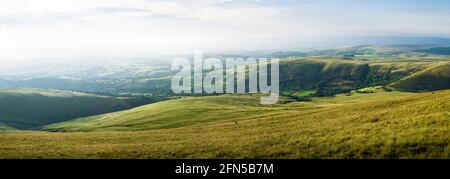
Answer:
1;0;450;60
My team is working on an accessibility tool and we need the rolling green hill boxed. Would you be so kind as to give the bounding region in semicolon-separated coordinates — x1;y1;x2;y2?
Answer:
0;123;15;131
43;89;417;133
416;47;450;55
1;45;449;96
42;95;293;131
1;89;449;158
278;57;450;95
278;58;428;94
0;88;134;129
389;62;450;92
1;45;450;158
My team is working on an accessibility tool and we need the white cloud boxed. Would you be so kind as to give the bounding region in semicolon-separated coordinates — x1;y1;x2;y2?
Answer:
0;0;97;15
0;0;450;60
0;0;292;60
0;0;283;23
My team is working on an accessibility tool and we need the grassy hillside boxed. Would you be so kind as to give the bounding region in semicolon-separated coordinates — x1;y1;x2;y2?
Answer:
389;62;450;92
1;45;450;158
279;58;427;94
279;57;450;95
42;95;293;131
416;47;450;55
44;89;414;132
0;123;15;131
0;88;134;129
4;90;445;158
1;45;449;95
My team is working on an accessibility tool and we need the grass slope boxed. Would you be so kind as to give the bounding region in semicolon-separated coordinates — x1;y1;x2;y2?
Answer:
0;123;15;131
43;95;292;131
2;90;447;158
389;62;450;92
278;58;427;93
0;88;133;129
279;57;450;94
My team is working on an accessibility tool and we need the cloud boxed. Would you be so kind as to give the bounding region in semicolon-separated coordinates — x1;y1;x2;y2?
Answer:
0;0;97;15
0;0;284;24
0;0;292;60
0;0;450;60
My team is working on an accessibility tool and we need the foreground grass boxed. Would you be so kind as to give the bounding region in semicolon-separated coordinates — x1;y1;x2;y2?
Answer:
0;90;449;159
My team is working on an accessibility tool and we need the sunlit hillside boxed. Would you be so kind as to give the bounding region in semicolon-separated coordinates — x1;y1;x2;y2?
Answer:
0;89;447;159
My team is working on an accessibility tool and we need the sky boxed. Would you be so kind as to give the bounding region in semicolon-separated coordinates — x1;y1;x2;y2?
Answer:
1;0;450;60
